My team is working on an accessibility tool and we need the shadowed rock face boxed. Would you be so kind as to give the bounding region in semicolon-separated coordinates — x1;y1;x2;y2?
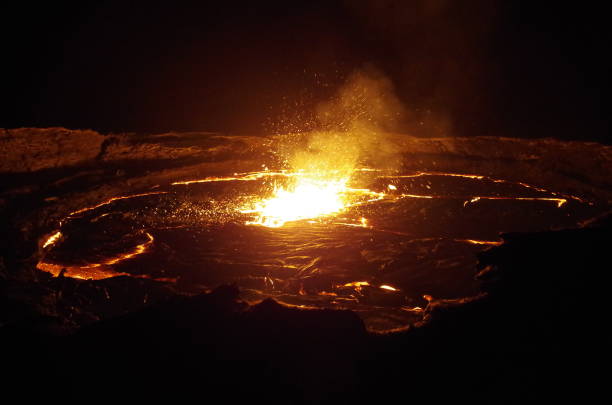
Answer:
0;128;106;173
2;128;611;199
1;128;610;402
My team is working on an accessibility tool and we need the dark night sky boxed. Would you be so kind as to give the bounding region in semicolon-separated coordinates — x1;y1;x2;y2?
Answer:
1;1;609;143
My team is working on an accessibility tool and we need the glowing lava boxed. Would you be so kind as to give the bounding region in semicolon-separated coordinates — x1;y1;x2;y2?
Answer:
42;231;62;249
36;166;592;285
37;232;156;280
243;175;351;227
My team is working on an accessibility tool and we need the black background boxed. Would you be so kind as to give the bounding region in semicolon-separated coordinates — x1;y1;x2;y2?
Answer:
1;1;608;142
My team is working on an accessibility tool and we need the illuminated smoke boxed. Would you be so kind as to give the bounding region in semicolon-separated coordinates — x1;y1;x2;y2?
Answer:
288;66;406;176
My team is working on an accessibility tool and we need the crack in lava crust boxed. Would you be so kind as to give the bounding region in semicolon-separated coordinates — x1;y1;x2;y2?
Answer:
37;169;602;331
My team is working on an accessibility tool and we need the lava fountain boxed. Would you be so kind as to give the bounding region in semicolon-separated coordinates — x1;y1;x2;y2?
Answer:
241;174;349;227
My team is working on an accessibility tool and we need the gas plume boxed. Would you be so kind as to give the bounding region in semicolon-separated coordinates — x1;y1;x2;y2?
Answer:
287;67;405;176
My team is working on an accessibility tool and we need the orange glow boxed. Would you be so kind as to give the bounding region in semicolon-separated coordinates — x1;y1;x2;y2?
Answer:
171;170;298;185
66;192;167;219
169;168;581;228
399;193;434;199
402;306;424;312
37;164;587;286
467;196;567;208
42;231;62;249
344;281;370;287
36;261;130;280
242;176;351;227
37;232;154;280
384;171;581;205
104;232;154;265
463;196;481;207
239;174;390;228
456;239;503;246
383;172;485;180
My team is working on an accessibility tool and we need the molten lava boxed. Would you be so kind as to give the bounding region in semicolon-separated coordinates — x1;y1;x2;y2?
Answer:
242;175;351;227
34;161;602;332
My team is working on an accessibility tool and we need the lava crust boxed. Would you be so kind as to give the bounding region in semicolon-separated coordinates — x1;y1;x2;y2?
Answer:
1;128;610;403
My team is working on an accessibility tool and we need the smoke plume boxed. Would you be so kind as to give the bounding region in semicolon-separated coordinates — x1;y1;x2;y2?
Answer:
287;67;405;176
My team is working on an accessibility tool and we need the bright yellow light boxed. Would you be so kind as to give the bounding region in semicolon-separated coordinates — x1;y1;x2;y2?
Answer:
42;231;62;249
245;176;349;227
344;281;370;287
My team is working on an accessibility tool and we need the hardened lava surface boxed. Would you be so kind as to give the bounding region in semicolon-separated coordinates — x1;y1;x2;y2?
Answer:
37;159;606;331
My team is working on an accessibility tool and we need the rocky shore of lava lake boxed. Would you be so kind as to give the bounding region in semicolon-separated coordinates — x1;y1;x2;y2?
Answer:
1;128;611;403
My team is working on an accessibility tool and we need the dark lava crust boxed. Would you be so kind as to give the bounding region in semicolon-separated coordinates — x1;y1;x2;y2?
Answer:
1;128;611;403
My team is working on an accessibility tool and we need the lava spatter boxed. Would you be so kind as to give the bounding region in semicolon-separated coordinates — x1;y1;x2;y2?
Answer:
36;167;601;332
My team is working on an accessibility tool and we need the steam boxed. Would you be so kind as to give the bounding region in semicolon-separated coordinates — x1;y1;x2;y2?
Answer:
315;67;405;133
287;67;405;176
